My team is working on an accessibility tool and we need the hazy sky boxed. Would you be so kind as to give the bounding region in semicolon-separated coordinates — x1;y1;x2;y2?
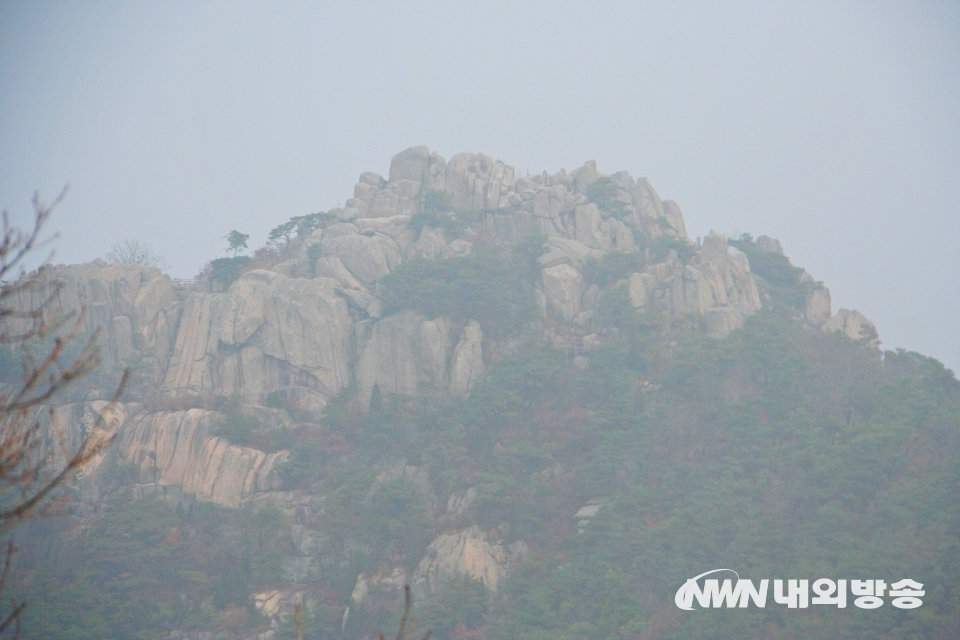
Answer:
1;2;958;371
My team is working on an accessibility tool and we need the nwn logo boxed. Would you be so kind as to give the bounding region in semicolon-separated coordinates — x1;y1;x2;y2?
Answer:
675;569;768;610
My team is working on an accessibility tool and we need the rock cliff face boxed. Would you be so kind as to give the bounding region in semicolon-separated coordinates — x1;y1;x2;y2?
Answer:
20;146;852;415
412;525;527;598
7;145;878;508
161;270;353;405
120;409;287;507
4;147;881;633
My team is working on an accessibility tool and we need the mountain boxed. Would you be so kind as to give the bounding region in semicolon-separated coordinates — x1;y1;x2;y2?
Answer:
5;147;957;640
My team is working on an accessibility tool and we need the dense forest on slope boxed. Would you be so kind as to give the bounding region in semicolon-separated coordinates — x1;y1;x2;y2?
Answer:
20;265;960;640
4;148;957;640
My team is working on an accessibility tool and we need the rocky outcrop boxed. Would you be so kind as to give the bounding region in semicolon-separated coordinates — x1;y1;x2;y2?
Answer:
355;312;491;408
627;272;652;309
541;264;585;322
0;153;767;494
617;231;763;337
317;227;403;286
40;401;133;504
0;145;898;638
449;321;484;398
5;261;177;373
804;285;832;327
412;526;527;598
162;270;352;404
365;460;435;509
119;408;287;507
3;147;769;416
756;235;784;255
355;311;444;409
821;308;879;345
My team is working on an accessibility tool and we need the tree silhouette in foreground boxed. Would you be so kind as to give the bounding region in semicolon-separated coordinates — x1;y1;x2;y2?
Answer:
0;189;128;637
374;585;432;640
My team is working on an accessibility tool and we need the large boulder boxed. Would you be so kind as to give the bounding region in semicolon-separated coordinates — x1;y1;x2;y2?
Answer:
162;271;353;402
671;265;716;315
572;160;600;195
313;256;367;291
3;261;177;372
657;232;762;327
662;199;688;239
704;306;746;338
441;152;514;211
412;526;527;598
541;263;584;322
574;203;612;250
408;226;448;260
821;308;879;346
320;232;402;286
627;273;649;309
389;145;431;183
756;235;784;255
354;312;456;409
449;320;484;397
543;237;605;270
804;286;832;327
120;408;287;508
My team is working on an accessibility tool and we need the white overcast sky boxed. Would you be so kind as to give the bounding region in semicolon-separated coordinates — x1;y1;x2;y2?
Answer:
1;1;958;371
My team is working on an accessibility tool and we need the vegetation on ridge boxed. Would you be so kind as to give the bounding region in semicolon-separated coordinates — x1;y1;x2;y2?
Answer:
11;213;960;639
380;251;537;338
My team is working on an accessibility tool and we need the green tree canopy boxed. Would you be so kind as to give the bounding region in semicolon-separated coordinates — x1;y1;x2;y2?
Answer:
225;229;250;256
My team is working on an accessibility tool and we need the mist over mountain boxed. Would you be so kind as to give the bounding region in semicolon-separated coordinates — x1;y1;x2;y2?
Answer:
2;2;958;374
3;147;957;639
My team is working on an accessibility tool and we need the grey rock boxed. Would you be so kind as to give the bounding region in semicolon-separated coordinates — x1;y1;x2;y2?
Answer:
756;235;784;255
366;299;383;319
314;256;367;291
446;487;477;515
804;286;832;327
320;233;402;286
354;311;455;409
574;203;611;250
412;526;526;598
334;207;356;222
408;226;448;260
358;171;386;188
338;288;374;311
662;199;688;239
162;271;353;402
572;160;600;195
389;146;430;183
449;320;484;397
443;152;504;210
353;182;380;204
440;239;473;259
692;232;762;316
704;306;746;338
541;263;584;322
544;237;605;270
581;284;601;310
344;198;369;216
627;273;648;308
821;308;879;345
120;409;288;508
111;315;137;363
537;250;570;269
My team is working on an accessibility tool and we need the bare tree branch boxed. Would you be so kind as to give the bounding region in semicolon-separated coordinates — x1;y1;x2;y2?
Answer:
105;238;168;270
0;190;130;636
